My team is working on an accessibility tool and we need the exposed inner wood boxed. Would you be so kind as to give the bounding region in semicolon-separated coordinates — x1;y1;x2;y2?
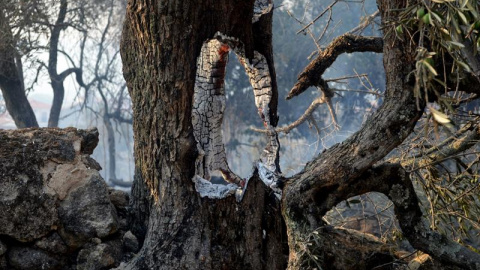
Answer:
192;39;242;185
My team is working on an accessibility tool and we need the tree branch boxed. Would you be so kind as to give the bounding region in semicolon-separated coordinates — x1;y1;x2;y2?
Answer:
396;121;480;170
251;97;325;134
354;164;480;270
286;34;383;100
58;67;86;87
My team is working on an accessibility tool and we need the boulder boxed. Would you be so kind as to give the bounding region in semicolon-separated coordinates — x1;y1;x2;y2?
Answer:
8;246;64;270
0;128;102;243
123;231;139;252
108;188;129;209
35;232;68;254
0;255;7;269
0;128;125;269
77;241;123;270
108;188;130;231
0;240;6;256
58;173;118;245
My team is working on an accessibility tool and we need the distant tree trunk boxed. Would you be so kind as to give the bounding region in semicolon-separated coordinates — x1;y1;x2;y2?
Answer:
104;116;117;182
47;0;68;128
0;8;38;128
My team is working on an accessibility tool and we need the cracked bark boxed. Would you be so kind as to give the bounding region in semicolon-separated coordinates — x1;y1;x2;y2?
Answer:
121;1;286;269
192;0;280;185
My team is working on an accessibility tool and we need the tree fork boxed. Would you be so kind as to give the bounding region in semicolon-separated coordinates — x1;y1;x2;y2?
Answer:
282;0;423;267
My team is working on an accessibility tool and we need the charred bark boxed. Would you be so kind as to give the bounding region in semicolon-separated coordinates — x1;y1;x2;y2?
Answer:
121;0;286;269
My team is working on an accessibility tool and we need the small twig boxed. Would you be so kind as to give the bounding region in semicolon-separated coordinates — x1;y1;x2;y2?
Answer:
326;73;368;82
348;10;380;35
287;10;322;52
296;0;339;35
331;88;383;97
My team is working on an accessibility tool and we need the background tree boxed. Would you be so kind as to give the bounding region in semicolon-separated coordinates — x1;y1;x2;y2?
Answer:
0;1;41;128
0;0;127;128
0;0;134;187
77;0;132;185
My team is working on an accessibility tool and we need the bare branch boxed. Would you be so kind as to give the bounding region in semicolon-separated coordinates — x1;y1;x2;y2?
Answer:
331;88;383;97
296;0;339;35
251;97;326;134
325;73;368;82
287;34;383;100
58;67;85;87
348;10;380;35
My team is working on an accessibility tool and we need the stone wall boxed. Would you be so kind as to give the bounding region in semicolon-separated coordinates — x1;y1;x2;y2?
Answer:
0;128;137;270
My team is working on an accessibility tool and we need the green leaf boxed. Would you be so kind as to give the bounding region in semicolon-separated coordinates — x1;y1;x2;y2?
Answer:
430;11;443;23
448;41;466;48
396;25;404;35
458;11;469;25
422;59;439;76
457;60;472;72
417;8;426;19
422;13;432;25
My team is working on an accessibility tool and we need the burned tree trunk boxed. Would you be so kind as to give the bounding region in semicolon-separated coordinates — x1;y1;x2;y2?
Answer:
121;1;286;269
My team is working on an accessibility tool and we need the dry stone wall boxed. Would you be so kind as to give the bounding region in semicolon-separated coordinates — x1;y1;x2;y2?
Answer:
0;128;137;270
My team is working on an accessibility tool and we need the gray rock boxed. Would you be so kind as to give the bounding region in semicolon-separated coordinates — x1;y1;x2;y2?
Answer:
0;173;59;242
58;174;119;246
0;240;6;256
91;238;102;245
77;242;122;270
108;188;129;209
8;246;64;270
0;255;6;270
35;232;68;254
0;128;100;243
123;231;139;252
